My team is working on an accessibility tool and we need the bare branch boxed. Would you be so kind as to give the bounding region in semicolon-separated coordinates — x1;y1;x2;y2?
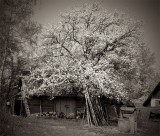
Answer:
93;17;120;33
92;26;137;65
113;27;137;44
81;12;93;28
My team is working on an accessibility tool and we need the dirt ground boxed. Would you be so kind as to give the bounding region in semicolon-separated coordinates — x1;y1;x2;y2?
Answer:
6;117;160;136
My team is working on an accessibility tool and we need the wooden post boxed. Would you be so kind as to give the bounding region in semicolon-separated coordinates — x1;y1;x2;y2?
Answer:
40;99;42;115
82;106;86;119
85;96;92;126
129;116;134;134
134;110;137;133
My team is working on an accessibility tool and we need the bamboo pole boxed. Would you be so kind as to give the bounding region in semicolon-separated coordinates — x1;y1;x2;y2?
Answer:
97;97;107;125
86;91;98;126
85;94;92;126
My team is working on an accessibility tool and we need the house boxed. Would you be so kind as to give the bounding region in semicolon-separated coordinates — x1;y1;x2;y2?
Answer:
143;82;160;107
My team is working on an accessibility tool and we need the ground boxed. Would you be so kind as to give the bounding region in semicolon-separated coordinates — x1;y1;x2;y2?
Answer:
5;117;159;136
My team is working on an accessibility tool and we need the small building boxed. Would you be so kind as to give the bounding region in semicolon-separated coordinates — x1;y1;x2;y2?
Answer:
27;95;85;116
9;70;123;119
12;92;122;120
7;91;85;118
143;82;160;107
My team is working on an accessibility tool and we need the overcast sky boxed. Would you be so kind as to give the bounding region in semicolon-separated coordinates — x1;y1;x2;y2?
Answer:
32;0;160;67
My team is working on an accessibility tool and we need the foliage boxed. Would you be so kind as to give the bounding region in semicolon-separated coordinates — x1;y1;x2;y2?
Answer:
25;3;158;100
0;0;41;105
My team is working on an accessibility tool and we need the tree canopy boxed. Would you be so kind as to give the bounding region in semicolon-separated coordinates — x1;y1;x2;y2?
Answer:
24;3;159;101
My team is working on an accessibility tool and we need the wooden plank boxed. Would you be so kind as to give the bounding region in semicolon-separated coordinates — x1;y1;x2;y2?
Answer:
123;114;132;118
40;99;42;115
121;107;135;112
136;107;160;110
42;98;54;112
68;98;76;114
86;99;92;126
85;91;98;126
55;98;61;115
29;107;40;113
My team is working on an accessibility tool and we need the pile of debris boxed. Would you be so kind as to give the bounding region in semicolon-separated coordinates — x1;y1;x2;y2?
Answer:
35;112;58;118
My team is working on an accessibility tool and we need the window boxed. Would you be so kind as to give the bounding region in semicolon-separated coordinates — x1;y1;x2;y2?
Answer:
155;99;160;107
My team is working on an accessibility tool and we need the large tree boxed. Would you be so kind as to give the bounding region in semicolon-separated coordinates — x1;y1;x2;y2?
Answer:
25;3;159;125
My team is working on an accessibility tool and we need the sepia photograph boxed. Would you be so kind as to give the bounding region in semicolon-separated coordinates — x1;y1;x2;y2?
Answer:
0;0;159;135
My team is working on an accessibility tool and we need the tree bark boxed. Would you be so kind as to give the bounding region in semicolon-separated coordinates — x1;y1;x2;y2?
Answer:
0;43;7;109
22;81;30;117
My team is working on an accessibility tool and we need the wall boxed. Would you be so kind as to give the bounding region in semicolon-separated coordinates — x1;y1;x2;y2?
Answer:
151;98;160;107
76;97;85;113
137;107;160;127
54;97;76;115
150;89;160;107
28;96;79;115
42;98;54;112
28;97;41;114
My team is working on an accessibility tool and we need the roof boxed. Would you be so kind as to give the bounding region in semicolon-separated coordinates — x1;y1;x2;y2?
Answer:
26;85;84;98
143;82;160;106
28;91;84;98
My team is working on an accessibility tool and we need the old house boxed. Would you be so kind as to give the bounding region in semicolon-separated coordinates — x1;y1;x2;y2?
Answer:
8;91;85;117
9;70;122;121
143;82;160;107
10;85;85;117
11;89;121;120
27;94;85;117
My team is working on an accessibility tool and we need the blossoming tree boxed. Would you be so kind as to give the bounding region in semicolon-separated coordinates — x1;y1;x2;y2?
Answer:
24;3;158;125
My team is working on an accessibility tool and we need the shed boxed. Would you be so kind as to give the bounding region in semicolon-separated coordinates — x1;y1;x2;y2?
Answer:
27;95;85;116
143;82;160;107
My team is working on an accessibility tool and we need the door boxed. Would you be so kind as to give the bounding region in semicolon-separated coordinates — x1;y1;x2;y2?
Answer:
55;97;76;116
14;100;21;115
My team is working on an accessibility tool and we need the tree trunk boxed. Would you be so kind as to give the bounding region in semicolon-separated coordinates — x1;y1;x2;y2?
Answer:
23;97;30;117
22;80;30;117
5;56;14;100
0;43;7;107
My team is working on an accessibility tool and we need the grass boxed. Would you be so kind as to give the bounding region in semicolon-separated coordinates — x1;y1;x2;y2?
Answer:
0;114;160;136
0;113;15;136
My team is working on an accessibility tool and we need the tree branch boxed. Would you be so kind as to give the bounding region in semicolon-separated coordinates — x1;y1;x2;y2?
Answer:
93;27;137;65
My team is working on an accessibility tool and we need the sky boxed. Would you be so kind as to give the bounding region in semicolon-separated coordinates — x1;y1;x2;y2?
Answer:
32;0;160;67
